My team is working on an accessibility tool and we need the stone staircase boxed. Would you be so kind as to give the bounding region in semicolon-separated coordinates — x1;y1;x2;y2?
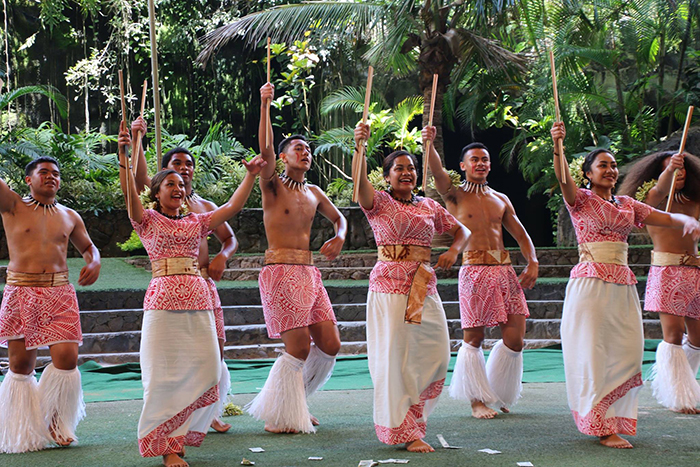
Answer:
1;247;659;365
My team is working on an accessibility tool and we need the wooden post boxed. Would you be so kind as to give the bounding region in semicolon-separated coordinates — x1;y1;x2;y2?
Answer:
423;74;438;191
549;50;566;184
352;66;374;203
665;105;695;211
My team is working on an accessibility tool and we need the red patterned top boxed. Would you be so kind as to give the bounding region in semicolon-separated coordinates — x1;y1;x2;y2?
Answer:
132;209;215;311
566;189;653;285
362;190;457;295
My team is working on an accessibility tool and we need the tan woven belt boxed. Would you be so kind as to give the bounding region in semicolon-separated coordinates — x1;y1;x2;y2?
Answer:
6;270;69;287
463;250;511;266
578;241;628;266
377;245;432;325
200;267;210;280
377;245;431;263
151;257;200;278
264;248;314;266
651;251;700;267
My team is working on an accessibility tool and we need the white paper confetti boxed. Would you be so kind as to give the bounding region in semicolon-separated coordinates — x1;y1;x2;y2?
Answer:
358;461;378;467
378;460;409;464
478;448;501;455
517;462;534;466
436;434;462;449
309;457;323;461
248;447;265;453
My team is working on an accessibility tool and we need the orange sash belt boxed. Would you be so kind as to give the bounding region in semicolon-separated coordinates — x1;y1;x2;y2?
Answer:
377;245;432;325
578;241;628;266
651;251;700;268
6;270;70;287
264;248;314;266
151;258;201;278
462;249;511;266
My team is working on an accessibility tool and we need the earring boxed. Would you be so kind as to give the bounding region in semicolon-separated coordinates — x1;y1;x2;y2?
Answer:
586;181;591;189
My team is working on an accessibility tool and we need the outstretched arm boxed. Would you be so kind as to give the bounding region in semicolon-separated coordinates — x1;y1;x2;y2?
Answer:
550;122;577;206
316;189;347;260
69;213;101;286
500;194;538;289
422;126;453;199
644;209;700;240
645;152;684;206
435;222;470;270
117;121;144;223
131;116;151;193
258;83;277;181
352;123;375;210
209;156;267;229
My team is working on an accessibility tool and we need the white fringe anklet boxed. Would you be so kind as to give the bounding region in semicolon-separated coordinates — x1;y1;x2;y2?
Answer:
485;340;524;409
303;345;336;397
449;342;498;406
0;370;51;453
683;335;700;377
649;341;700;411
245;352;315;433
38;364;85;445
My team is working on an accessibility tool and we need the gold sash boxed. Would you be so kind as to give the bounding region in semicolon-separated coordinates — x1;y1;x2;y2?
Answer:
151;257;201;278
462;250;511;266
5;270;69;287
264;249;314;266
578;242;628;266
651;251;700;268
377;245;432;325
200;267;210;280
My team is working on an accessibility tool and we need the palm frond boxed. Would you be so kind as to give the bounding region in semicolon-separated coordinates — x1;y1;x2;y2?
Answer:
0;85;68;118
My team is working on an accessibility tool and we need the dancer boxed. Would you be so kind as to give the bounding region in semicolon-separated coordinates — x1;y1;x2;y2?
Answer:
131;117;237;432
353;122;470;452
0;157;101;453
117;124;265;466
423;128;537;419
245;83;347;434
551;122;700;448
618;150;700;413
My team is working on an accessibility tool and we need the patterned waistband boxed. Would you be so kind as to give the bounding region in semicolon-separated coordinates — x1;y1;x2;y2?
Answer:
151;257;201;278
377;245;431;263
462;250;511;265
264;249;314;266
651;251;700;267
578;241;628;266
5;270;70;287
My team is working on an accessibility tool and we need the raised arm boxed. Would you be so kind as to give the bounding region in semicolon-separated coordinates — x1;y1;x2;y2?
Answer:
209;155;267;229
316;188;348;260
435;221;471;270
500;193;538;289
352;122;375;210
550;122;577;206
117;121;144;223
0;176;21;214
68;211;101;286
131;116;151;193
644;209;700;240
422;126;453;198
258;83;277;181
645;152;684;206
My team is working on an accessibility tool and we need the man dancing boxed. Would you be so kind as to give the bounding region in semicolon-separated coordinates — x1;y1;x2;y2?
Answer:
424;128;538;419
0;157;101;452
245;82;347;433
131;118;237;432
619;150;700;413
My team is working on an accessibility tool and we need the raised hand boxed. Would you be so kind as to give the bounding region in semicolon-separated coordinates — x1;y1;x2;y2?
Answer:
241;154;268;175
421;125;436;145
354;122;370;147
261;82;275;103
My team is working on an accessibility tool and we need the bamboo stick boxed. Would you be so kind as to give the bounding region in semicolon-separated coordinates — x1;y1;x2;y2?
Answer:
147;0;163;168
118;70;132;218
132;80;148;176
665;105;695;211
352;66;374;203
549;50;566;184
266;37;272;149
423;74;438;191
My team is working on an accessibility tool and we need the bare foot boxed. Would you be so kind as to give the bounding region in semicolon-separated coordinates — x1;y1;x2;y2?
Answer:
211;418;232;433
672;406;700;415
163;453;189;467
500;406;510;414
405;439;434;453
311;415;319;426
264;423;298;434
471;401;497;419
49;423;74;447
599;434;633;449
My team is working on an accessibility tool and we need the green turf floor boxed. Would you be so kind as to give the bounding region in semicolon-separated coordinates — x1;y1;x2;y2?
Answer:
1;383;697;467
